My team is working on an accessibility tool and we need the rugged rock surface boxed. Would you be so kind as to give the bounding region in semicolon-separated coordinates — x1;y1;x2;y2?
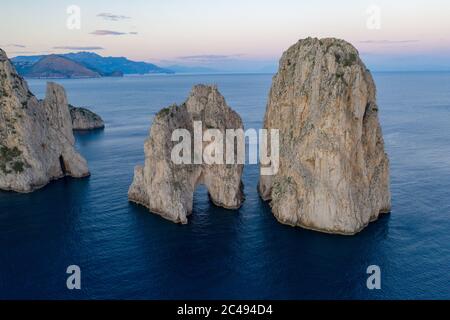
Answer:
0;49;89;193
129;85;244;223
69;105;105;130
258;38;391;235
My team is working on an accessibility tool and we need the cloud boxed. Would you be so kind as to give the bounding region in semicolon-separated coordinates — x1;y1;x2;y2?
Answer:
90;30;127;36
175;54;245;63
359;40;419;44
178;55;229;60
90;30;137;36
178;54;243;60
53;46;104;50
9;51;36;55
1;44;26;48
97;13;131;21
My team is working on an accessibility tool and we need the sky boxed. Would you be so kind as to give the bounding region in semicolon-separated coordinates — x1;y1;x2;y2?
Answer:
1;0;450;72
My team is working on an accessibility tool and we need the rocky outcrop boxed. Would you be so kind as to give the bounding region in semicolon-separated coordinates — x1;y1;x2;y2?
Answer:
0;49;89;193
69;105;105;130
258;38;391;235
129;85;244;223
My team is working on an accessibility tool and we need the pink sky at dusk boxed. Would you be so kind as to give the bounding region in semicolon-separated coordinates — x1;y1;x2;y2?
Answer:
1;0;449;71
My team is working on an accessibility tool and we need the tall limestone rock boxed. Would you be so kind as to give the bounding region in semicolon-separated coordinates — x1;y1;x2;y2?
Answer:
129;85;244;223
258;38;391;235
0;49;89;192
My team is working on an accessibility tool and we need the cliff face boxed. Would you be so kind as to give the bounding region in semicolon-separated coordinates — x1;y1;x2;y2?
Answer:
129;85;244;223
259;38;391;235
69;105;105;130
0;49;89;193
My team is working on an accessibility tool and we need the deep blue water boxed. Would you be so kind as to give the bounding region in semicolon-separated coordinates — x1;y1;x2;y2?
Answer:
0;73;449;299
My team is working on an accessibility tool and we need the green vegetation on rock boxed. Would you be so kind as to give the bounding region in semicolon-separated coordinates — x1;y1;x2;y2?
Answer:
0;145;25;174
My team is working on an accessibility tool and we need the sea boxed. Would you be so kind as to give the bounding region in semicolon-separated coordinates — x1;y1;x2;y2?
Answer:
0;72;449;299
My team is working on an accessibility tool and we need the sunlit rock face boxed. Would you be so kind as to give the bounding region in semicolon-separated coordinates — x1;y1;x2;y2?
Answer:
128;85;244;223
258;38;391;235
0;49;89;193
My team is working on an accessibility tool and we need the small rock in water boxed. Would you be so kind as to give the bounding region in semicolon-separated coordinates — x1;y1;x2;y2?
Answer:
69;105;105;130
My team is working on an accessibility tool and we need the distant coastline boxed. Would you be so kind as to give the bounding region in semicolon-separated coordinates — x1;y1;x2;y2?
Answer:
12;50;450;79
11;52;174;79
19;70;450;79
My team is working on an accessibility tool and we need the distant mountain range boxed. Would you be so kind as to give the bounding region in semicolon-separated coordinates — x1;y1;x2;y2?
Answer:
10;51;277;78
11;52;174;78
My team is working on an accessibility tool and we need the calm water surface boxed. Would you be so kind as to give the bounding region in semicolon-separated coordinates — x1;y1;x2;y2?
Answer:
0;73;449;299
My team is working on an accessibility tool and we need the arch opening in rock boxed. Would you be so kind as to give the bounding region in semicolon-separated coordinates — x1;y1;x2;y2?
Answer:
59;155;67;175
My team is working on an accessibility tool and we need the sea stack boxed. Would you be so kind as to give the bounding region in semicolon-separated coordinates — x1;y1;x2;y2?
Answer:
258;38;391;235
69;105;105;130
129;85;244;224
0;49;89;193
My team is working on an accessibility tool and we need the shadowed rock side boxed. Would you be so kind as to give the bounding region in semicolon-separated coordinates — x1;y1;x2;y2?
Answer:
258;38;391;235
69;105;105;130
0;49;89;193
129;85;244;224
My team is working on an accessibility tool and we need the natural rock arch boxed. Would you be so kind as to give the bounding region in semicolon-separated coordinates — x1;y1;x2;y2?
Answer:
128;85;244;223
